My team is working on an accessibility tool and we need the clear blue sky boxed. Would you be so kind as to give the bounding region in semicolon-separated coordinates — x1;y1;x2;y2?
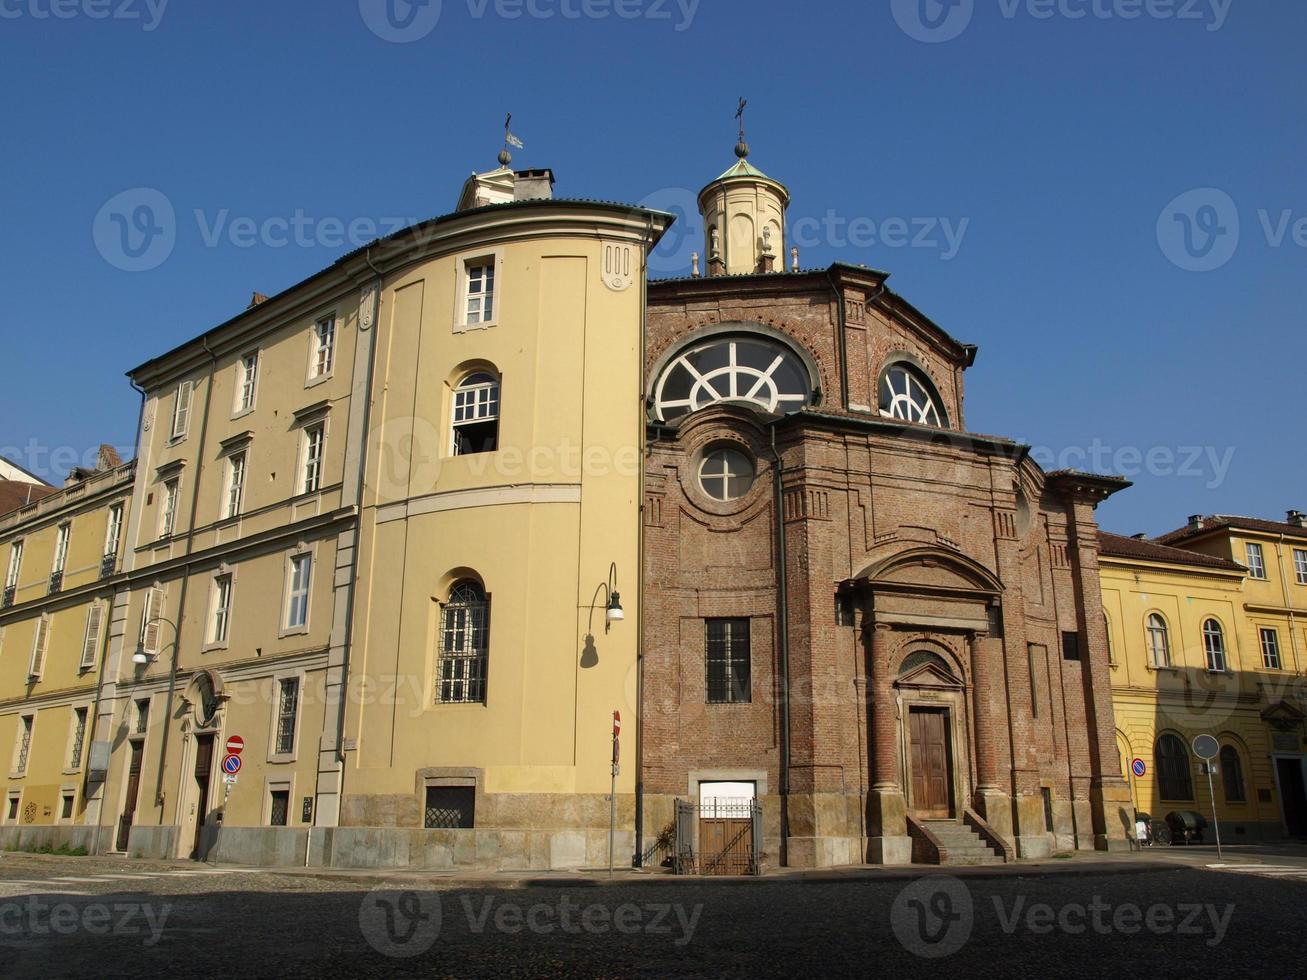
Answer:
1;0;1301;536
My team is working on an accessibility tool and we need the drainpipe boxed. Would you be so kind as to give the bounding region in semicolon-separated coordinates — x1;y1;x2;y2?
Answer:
633;217;654;868
824;270;848;412
83;579;116;856
768;422;791;867
154;336;218;815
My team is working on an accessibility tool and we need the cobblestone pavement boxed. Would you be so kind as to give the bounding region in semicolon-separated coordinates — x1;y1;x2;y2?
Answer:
1;853;1305;978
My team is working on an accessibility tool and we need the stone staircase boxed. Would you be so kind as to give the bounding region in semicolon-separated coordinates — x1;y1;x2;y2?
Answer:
918;819;1006;866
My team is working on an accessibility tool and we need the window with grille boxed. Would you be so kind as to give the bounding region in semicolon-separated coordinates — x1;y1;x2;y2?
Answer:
1260;628;1282;669
424;786;475;829
451;373;500;456
68;707;87;769
225;452;246;519
302;424;324;494
1220;745;1246;802
1146;614;1170;668
275;678;299;754
706;618;751;704
1203;619;1227;672
464;262;496;325
1295;548;1307;586
1246;542;1266;579
286;555;312;630
437;582;489;703
312;316;336;378
237;351;259;411
269;789;289;827
14;715;33;774
1155;734;1193;801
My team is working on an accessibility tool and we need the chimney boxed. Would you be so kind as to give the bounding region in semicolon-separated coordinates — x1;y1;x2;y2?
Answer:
1188;514;1204;530
248;291;269;309
1288;510;1307;529
96;444;122;471
512;169;554;202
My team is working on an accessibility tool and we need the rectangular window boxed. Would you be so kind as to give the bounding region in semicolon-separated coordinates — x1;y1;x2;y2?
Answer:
61;794;74;821
1295;548;1307;586
5;540;22;590
236;351;259;412
224;452;247;519
28;614;50;679
424;785;476;829
451;376;500;456
104;504;124;560
171;380;194;440
286;555;312;630
135;698;151;735
312;316;336;378
275;678;300;754
6;796;17;821
464;262;496;325
1061;631;1081;662
210;575;232;645
68;707;88;770
160;479;179;538
705;618;751;704
302;424;324;494
1246;542;1266;579
140;586;165;655
80;602;105;669
1260;628;1283;670
14;715;34;774
52;523;70;574
269;789;289;827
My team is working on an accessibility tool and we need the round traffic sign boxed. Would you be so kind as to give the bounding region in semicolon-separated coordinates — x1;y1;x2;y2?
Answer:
226;735;245;756
613;711;621;737
1131;758;1147;778
1193;734;1220;760
221;753;242;775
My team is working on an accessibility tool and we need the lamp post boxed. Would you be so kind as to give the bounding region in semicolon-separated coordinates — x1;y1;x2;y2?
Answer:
135;616;181;810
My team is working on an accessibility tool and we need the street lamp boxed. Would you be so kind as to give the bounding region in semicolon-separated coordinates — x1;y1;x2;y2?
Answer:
605;563;624;626
133;616;178;666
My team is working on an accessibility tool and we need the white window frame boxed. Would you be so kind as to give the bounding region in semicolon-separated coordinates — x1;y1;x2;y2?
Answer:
1260;628;1283;670
234;350;260;415
159;478;180;539
453;249;504;332
300;423;325;495
11;713;35;777
1246;542;1267;580
5;540;22;591
1202;618;1228;673
57;786;77;825
1146;613;1171;669
1295;548;1307;586
104;503;124;559
28;613;51;680
308;314;337;384
263;777;294;828
281;550;313;636
52;522;71;575
268;672;304;762
4;790;21;824
170;380;194;441
80;600;105;671
206;573;234;650
65;706;89;773
450;372;501;457
224;451;247;520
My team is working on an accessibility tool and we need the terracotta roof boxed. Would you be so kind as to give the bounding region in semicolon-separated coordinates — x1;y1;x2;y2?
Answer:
0;479;57;518
1098;531;1245;571
1156;515;1307;546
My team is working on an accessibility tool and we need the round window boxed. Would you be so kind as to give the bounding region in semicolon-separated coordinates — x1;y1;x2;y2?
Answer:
698;448;756;502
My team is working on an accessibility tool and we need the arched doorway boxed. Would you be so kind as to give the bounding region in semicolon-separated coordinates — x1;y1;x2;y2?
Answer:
895;649;967;820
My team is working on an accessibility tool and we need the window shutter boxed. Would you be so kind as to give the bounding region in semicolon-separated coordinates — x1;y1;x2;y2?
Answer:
172;381;194;438
81;603;104;669
29;615;50;678
142;587;164;653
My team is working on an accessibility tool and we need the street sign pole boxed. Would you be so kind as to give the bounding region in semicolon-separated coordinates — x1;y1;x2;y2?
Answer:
1193;734;1223;860
1205;764;1224;861
608;711;621;879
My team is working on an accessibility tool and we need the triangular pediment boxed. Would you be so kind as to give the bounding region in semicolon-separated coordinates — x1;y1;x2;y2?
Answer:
895;662;965;690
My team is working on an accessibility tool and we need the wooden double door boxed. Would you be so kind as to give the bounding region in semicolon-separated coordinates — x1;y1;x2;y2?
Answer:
909;707;954;818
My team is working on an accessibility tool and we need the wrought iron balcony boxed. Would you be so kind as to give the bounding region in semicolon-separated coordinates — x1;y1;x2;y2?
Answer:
100;553;118;579
48;571;63;595
1;585;13;609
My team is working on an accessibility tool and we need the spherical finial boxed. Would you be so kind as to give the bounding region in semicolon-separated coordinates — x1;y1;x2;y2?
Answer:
498;149;513;167
735;139;750;160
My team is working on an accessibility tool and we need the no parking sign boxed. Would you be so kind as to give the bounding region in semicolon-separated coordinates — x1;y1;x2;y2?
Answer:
1131;758;1146;778
222;753;242;775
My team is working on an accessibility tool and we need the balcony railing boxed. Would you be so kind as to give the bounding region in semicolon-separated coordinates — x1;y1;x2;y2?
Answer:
100;553;118;579
1;585;13;609
48;570;63;595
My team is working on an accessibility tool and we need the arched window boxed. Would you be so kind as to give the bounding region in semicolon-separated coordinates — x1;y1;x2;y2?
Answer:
1146;614;1171;668
878;362;947;427
452;372;500;456
1155;734;1194;801
652;335;813;422
1220;744;1246;802
1202;619;1228;672
437;581;489;703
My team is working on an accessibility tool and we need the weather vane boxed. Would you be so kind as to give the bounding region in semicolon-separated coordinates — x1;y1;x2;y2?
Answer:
735;97;749;159
499;113;524;167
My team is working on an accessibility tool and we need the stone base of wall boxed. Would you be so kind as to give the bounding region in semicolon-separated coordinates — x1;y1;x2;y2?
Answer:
0;824;113;854
127;824;179;860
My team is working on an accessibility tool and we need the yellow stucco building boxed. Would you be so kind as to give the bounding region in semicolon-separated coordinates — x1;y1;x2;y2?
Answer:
1101;514;1307;841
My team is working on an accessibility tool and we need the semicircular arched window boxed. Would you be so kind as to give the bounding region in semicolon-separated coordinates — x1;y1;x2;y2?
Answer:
878;362;947;427
652;335;814;422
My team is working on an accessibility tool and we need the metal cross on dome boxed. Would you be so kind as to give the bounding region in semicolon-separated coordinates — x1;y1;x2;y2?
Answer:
736;97;747;140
